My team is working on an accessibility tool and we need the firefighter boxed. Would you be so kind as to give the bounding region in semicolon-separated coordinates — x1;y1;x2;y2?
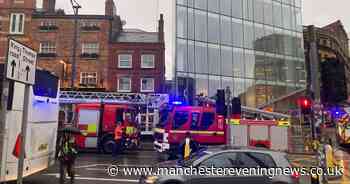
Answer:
124;113;140;149
57;132;78;184
113;121;125;158
179;132;198;160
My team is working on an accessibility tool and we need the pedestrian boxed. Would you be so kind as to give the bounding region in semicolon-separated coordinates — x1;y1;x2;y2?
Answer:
57;132;78;184
179;132;198;160
113;121;125;158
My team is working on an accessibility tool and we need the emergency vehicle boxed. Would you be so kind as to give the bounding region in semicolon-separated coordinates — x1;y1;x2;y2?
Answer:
154;102;291;155
154;105;226;153
0;65;59;182
58;92;168;153
227;119;291;151
73;103;138;153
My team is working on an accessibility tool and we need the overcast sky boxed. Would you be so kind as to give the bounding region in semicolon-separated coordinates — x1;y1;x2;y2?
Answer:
36;0;350;32
37;0;350;78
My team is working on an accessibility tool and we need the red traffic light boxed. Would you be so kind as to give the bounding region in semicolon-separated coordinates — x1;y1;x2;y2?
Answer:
298;97;312;108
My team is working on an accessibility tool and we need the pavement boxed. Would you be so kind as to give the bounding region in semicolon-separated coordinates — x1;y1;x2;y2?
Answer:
5;143;350;184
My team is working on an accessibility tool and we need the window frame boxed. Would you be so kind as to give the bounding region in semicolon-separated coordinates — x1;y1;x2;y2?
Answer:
118;76;132;92
9;13;25;34
81;43;99;54
39;42;56;54
140;78;155;92
172;111;189;130
199;112;215;130
141;54;155;69
80;72;98;86
118;54;133;69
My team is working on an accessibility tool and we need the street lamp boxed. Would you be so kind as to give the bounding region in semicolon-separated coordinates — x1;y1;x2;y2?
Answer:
70;0;81;89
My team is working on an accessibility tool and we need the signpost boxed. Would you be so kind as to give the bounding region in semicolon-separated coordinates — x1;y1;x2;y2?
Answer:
6;39;37;184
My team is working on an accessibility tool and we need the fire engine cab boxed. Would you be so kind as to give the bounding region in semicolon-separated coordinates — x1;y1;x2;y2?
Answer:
154;105;226;154
154;96;292;155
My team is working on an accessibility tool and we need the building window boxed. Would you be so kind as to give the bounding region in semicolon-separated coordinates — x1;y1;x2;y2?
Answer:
81;21;100;31
81;43;99;58
118;54;132;68
141;78;154;92
80;72;97;86
39;21;58;31
39;42;56;57
118;77;131;92
141;54;155;68
10;13;25;34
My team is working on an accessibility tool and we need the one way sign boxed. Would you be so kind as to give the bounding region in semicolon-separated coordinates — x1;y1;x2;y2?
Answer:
6;39;37;85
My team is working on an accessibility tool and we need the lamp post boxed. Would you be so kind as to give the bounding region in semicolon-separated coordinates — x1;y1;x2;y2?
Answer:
70;0;81;89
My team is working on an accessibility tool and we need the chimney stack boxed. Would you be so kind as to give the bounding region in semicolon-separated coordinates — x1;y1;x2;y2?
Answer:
158;14;164;42
105;0;116;16
43;0;56;13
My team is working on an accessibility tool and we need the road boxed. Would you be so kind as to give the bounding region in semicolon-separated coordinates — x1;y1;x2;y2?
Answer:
6;143;350;184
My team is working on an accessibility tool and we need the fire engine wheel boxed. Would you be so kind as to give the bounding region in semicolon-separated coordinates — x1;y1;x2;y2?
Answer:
101;135;115;154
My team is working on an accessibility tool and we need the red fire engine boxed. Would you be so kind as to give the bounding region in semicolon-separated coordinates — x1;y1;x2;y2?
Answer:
74;103;138;153
59;91;169;153
227;118;291;151
154;101;291;155
154;105;226;154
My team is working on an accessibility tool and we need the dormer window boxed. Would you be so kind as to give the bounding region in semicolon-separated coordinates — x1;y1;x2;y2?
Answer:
81;22;100;31
39;21;58;31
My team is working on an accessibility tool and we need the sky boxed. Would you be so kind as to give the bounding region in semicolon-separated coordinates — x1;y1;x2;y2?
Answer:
36;0;350;32
36;0;350;78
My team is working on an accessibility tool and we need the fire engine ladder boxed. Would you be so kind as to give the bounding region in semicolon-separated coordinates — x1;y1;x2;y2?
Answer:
241;106;291;120
59;91;169;135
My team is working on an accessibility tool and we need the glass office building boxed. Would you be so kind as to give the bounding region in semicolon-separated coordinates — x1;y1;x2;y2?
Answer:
161;0;305;107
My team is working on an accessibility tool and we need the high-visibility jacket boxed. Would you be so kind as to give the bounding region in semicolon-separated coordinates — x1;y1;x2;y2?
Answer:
114;125;124;141
184;138;191;159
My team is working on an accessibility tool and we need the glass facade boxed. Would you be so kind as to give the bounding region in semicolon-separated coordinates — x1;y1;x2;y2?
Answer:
175;0;305;107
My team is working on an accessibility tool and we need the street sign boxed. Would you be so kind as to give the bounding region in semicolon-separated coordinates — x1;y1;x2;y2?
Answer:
6;39;37;85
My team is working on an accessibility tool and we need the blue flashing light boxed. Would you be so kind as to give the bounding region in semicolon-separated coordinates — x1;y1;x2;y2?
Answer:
335;111;340;115
172;101;183;105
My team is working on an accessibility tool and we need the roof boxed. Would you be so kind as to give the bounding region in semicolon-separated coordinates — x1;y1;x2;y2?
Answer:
322;20;349;40
115;31;160;43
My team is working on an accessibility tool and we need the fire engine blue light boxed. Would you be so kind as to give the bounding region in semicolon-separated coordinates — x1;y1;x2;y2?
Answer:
172;101;183;105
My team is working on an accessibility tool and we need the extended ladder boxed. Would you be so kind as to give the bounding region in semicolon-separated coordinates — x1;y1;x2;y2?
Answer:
59;91;169;108
59;91;169;135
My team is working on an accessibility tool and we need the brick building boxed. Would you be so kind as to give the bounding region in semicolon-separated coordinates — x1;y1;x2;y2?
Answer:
304;20;350;104
0;0;165;93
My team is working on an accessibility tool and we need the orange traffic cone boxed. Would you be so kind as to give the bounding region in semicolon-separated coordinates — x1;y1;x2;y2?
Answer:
12;134;25;159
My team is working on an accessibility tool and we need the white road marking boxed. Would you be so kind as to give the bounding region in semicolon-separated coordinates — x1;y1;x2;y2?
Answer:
44;173;81;177
86;168;107;171
44;173;138;183
75;164;110;169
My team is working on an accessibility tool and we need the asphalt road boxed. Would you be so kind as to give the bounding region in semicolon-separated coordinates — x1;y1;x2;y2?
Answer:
17;143;159;184
5;143;350;184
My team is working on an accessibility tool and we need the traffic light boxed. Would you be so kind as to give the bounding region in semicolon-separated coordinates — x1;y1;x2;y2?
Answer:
216;89;226;116
298;97;312;114
231;97;241;118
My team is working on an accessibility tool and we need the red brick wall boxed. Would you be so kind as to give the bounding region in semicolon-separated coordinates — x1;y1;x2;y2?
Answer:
0;0;36;63
31;17;112;89
109;43;165;93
